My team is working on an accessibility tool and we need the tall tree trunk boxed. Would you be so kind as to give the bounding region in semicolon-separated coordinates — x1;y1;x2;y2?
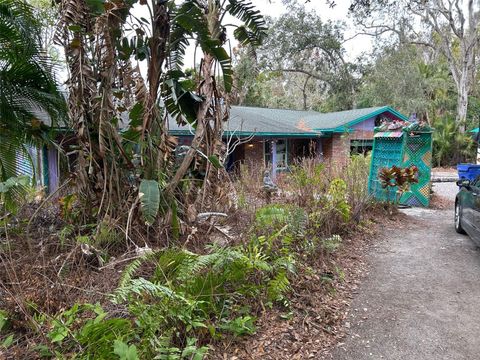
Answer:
302;75;311;110
167;54;216;192
456;76;469;134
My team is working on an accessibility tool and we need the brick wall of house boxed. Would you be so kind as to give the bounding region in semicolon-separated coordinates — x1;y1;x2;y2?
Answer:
330;134;350;167
322;137;332;163
243;139;265;168
351;129;374;139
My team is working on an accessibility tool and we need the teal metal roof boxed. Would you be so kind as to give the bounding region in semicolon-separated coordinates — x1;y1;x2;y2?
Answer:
168;105;407;137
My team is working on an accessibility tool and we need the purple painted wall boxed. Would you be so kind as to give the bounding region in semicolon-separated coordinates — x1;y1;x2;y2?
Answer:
351;117;375;131
351;111;404;131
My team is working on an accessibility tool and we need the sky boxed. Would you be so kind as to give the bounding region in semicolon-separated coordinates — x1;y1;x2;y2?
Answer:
129;0;373;75
249;0;373;59
57;1;372;83
230;0;372;60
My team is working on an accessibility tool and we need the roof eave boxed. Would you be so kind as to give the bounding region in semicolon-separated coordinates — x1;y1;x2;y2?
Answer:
342;106;409;128
169;130;325;138
312;106;409;133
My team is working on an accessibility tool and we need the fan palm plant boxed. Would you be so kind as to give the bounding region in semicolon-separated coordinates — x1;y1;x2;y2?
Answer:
0;0;66;183
432;115;475;166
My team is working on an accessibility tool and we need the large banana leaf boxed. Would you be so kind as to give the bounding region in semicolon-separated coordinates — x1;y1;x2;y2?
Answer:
138;179;160;226
226;0;267;46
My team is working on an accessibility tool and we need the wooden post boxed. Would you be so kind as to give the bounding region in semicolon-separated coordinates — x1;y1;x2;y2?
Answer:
271;140;277;180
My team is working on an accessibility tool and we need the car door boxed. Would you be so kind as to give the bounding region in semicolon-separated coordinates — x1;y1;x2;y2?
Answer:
459;179;475;231
470;177;480;241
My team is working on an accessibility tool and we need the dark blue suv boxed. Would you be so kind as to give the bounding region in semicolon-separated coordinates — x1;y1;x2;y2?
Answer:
455;178;480;244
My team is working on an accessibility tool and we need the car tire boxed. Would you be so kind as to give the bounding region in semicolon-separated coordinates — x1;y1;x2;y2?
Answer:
455;201;466;234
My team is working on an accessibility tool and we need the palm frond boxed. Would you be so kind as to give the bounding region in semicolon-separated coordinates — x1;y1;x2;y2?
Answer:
0;0;67;184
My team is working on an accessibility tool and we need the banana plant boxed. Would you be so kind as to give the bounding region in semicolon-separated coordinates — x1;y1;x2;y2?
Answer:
166;0;267;196
55;0;266;232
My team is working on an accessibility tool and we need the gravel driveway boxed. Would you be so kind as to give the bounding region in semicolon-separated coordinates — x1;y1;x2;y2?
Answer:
327;207;480;360
432;182;459;202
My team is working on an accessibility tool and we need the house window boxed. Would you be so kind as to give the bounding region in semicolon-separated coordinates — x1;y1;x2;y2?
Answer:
264;139;288;170
350;139;373;155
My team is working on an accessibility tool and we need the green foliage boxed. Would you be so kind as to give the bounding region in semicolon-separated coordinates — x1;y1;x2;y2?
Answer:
343;154;372;221
165;0;267;121
327;179;351;222
267;270;290;303
0;0;66;184
255;205;289;227
302;176;352;238
357;45;443;116
113;340;139;360
44;303;134;359
255;204;307;238
138;179;160;226
322;235;342;254
28;152;377;359
432;115;475;166
93;221;121;249
59;194;78;223
0;310;9;332
227;0;267;46
378;165;419;203
0;175;31;214
110;246;264;357
0;309;14;349
218;315;256;336
40;206;304;358
234;0;355;110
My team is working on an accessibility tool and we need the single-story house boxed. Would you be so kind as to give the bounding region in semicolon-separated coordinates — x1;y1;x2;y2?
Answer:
168;105;408;177
21;105;407;193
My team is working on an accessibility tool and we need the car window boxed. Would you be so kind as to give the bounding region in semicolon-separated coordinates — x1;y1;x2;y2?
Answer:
472;175;480;187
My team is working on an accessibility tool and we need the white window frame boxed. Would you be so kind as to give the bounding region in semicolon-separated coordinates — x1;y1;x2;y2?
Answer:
263;139;288;171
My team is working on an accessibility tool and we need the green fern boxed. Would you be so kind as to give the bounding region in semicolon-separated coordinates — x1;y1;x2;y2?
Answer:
322;235;342;254
267;271;290;303
113;277;186;304
255;205;307;239
78;319;134;359
119;253;154;288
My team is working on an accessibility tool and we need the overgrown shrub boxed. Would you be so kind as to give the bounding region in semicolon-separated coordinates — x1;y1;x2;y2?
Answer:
12;155;376;359
37;207;302;358
286;159;326;206
234;161;266;209
342;154;373;222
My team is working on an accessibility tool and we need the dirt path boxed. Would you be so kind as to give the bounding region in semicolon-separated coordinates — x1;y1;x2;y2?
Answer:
327;208;480;360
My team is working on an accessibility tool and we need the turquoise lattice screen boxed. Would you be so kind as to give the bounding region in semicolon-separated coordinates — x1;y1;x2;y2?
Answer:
399;132;432;207
368;133;404;202
368;130;433;207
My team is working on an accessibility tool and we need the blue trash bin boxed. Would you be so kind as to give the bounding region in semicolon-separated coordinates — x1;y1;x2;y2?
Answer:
457;163;480;182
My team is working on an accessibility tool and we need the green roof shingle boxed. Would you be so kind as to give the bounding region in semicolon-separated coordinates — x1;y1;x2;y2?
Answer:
168;105;407;137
